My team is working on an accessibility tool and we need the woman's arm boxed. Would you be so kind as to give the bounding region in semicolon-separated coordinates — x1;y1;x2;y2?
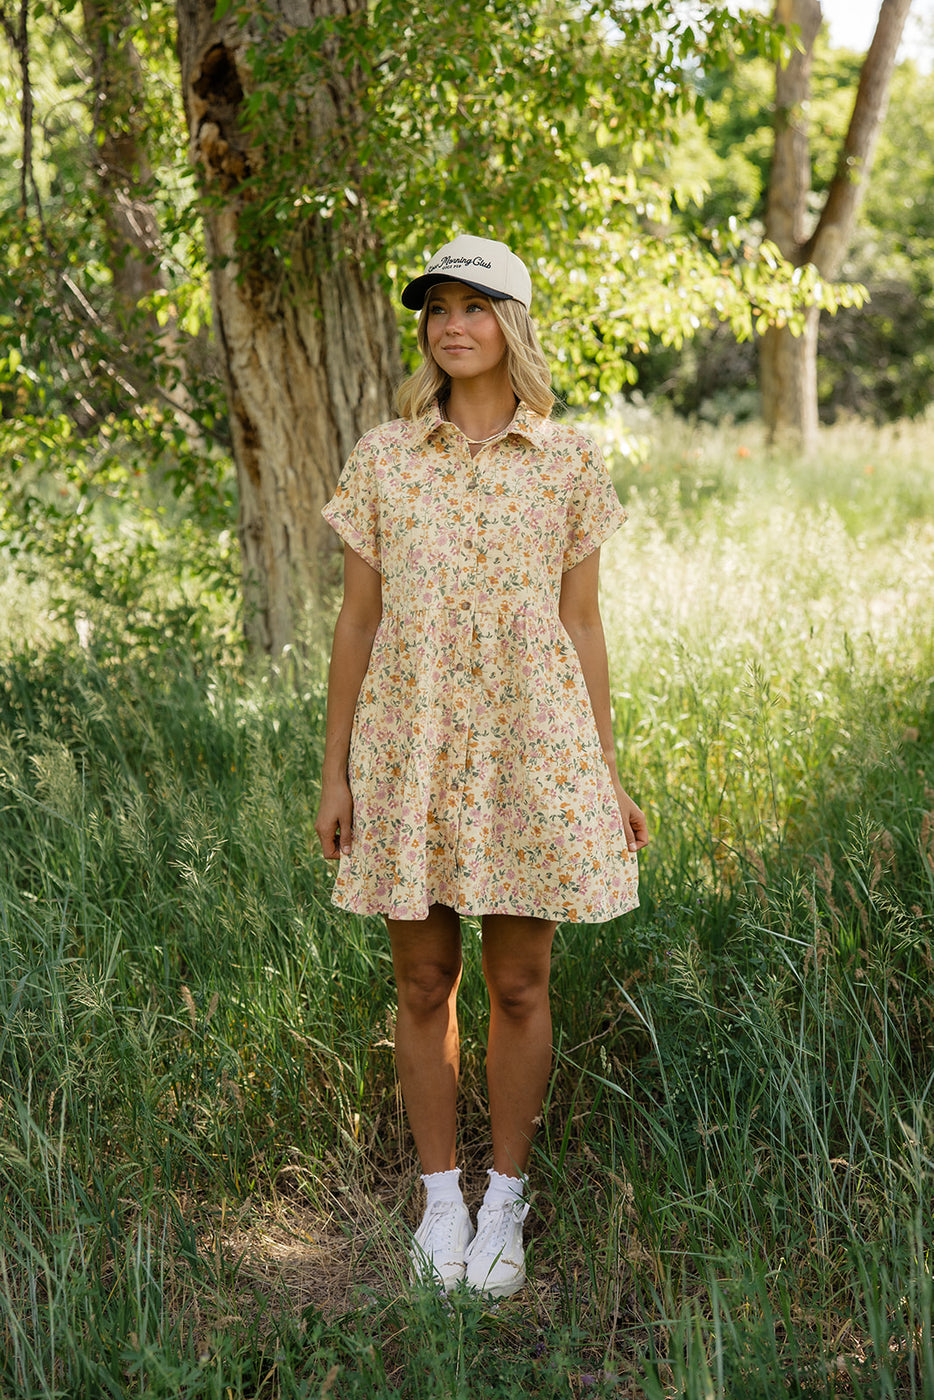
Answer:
558;547;649;853
315;546;383;859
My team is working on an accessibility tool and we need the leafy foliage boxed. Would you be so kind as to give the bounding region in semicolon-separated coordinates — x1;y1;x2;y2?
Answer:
205;0;850;408
0;2;237;638
0;0;920;647
630;39;934;420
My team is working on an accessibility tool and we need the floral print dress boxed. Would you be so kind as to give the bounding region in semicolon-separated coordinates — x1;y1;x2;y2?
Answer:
322;401;639;923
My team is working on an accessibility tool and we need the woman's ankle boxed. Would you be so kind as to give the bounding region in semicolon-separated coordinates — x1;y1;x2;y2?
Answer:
421;1167;464;1208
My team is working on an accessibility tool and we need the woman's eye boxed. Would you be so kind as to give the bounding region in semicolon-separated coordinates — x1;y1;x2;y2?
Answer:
427;300;487;315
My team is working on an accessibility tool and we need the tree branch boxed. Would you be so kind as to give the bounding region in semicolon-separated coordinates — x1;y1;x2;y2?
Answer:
59;272;233;450
0;0;48;233
804;0;913;276
764;0;823;259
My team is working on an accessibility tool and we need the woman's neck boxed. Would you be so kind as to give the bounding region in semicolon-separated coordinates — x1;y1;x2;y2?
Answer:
443;381;518;445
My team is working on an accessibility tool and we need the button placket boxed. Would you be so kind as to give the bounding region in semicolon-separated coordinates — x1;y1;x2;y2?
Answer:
451;449;481;877
463;450;482;602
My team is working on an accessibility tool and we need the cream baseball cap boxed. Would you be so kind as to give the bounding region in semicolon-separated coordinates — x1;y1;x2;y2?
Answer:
401;234;533;311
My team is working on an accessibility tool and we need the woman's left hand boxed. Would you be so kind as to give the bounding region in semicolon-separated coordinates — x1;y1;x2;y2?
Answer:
613;780;650;853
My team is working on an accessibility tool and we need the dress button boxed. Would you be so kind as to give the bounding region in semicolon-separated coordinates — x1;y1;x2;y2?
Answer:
460;600;471;610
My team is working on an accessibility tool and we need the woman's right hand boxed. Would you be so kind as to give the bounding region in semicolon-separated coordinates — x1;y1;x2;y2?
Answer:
315;776;354;859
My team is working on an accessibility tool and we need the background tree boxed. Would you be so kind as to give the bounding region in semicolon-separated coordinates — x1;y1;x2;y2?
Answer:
81;0;163;322
0;1;234;651
175;0;401;655
624;23;934;428
760;0;913;448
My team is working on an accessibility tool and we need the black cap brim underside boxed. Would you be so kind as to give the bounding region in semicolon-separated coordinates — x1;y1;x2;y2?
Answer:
400;273;514;311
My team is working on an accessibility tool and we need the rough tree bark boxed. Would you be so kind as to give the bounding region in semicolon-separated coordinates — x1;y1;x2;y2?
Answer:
175;0;401;654
760;0;913;449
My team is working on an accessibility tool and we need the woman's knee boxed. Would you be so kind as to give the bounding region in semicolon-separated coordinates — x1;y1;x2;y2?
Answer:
484;964;550;1022
395;959;462;1020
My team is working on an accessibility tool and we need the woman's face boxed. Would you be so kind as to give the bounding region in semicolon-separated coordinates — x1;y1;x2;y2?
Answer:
425;282;509;384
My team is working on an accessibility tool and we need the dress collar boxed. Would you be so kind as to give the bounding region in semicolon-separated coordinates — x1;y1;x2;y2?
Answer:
409;400;550;449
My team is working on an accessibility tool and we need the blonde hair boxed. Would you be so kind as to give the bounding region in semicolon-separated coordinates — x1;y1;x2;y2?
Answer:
396;296;555;420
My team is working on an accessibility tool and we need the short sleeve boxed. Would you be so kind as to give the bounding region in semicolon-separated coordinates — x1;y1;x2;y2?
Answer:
322;435;381;573
562;434;627;571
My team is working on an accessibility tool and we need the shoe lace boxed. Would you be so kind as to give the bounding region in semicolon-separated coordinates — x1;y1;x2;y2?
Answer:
473;1199;527;1254
419;1201;462;1251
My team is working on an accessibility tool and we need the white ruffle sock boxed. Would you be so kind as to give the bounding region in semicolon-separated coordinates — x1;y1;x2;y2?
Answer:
420;1167;464;1208
482;1167;526;1209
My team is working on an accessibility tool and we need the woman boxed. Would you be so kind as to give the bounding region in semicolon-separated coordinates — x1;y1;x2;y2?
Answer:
315;234;648;1298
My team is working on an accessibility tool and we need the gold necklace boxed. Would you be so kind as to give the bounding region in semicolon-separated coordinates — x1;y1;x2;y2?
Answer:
441;403;514;445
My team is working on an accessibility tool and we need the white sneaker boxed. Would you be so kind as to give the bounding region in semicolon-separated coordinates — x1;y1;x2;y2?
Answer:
409;1201;475;1292
464;1198;530;1298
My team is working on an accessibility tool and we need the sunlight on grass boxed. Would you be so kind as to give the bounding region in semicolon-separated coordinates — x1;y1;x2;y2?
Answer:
596;410;934;938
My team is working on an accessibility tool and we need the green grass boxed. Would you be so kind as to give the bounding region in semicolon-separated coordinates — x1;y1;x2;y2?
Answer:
0;410;933;1396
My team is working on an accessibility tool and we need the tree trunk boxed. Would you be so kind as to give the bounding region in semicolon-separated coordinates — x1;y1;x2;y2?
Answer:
82;0;164;320
175;0;401;655
760;0;823;448
760;305;820;450
760;0;913;450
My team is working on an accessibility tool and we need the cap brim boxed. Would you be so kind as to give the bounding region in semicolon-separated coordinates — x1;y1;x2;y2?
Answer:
400;273;514;311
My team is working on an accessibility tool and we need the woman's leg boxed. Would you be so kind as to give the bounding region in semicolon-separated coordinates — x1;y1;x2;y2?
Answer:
480;914;557;1177
387;903;463;1173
